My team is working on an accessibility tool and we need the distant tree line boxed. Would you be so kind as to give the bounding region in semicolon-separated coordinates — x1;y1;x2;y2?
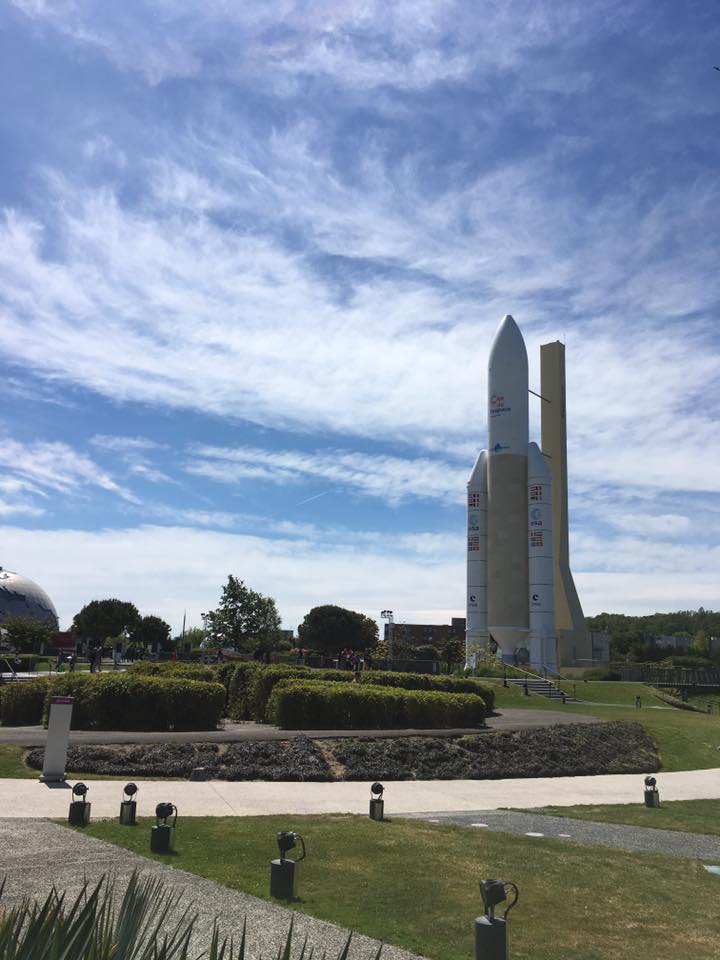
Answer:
587;608;720;663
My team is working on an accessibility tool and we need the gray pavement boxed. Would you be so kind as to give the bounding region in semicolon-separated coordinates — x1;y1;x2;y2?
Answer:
405;809;720;860
0;709;600;745
1;767;719;817
0;818;424;960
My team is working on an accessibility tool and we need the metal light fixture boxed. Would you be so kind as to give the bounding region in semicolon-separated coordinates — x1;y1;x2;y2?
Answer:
270;830;306;900
150;802;177;853
369;782;385;821
644;775;660;808
120;782;138;826
68;782;91;826
475;879;519;960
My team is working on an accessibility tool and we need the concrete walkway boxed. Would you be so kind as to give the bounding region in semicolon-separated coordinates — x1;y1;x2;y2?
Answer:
0;819;422;960
2;767;718;818
0;709;599;745
405;809;720;859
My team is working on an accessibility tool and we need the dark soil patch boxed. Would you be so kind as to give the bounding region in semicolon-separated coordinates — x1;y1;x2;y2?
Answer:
24;721;659;781
332;721;660;780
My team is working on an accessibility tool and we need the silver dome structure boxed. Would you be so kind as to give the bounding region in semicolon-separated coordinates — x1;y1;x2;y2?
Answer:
0;568;59;630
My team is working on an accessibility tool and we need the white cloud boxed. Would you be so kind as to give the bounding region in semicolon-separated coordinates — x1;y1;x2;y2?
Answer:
0;439;137;503
1;521;716;635
186;445;466;505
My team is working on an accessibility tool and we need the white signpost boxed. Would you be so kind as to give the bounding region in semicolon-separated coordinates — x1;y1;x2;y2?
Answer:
40;696;74;782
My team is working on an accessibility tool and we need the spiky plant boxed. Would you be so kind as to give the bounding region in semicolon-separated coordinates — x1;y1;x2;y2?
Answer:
0;872;383;960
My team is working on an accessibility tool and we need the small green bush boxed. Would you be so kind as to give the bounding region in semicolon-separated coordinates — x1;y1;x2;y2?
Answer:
582;667;621;681
248;666;348;721
36;674;225;731
125;661;221;684
225;661;263;719
362;672;495;712
267;680;485;730
0;678;49;725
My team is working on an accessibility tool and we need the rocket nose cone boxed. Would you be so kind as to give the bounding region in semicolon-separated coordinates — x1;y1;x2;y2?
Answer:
467;449;488;489
528;441;551;479
489;314;527;365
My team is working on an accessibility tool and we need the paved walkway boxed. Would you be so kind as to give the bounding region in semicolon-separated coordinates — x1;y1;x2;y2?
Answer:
0;709;599;745
2;767;718;818
405;809;720;859
0;819;422;960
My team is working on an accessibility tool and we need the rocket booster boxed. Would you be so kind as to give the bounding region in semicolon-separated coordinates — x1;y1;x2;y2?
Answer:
466;450;488;666
528;441;557;674
486;315;530;662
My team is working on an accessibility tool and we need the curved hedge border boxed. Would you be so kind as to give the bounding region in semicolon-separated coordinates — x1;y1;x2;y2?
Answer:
0;674;225;731
228;664;495;723
267;679;485;730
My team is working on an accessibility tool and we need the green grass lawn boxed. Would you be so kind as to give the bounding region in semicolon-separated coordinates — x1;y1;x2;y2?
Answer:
532;798;720;837
486;679;720;771
70;814;720;960
0;744;37;778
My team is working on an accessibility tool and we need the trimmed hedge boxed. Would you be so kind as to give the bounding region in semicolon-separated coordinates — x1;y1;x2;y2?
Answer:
0;678;49;725
125;661;221;684
361;672;495;713
240;665;494;722
0;674;225;730
224;661;263;720
267;679;485;730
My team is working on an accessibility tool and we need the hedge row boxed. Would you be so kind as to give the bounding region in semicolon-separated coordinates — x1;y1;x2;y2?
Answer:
125;661;222;684
221;664;494;722
266;680;485;730
0;674;225;730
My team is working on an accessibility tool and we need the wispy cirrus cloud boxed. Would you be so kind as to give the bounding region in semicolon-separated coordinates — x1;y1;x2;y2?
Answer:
0;438;137;504
186;445;466;506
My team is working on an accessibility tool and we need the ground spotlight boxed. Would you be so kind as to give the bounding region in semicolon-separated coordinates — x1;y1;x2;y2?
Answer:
270;830;306;900
119;782;138;826
68;782;91;826
150;802;177;853
644;775;660;808
475;879;519;960
369;782;385;821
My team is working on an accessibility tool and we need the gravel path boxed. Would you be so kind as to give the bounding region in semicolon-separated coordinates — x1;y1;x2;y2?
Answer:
0;818;424;960
404;809;720;860
0;709;599;745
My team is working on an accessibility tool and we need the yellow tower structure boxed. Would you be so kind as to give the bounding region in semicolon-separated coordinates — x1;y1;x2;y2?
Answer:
540;341;592;667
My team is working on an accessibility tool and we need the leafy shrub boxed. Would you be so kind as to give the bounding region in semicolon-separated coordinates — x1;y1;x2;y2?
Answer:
0;678;49;725
242;664;494;721
249;665;349;722
362;672;495;713
225;661;263;719
267;680;485;730
582;667;621;681
412;644;441;660
125;661;220;683
32;674;226;731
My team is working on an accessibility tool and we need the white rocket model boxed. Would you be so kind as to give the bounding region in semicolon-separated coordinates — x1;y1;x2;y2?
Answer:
466;314;557;672
466;450;488;666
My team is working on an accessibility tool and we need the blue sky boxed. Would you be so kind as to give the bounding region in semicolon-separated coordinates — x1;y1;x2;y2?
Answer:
1;1;719;633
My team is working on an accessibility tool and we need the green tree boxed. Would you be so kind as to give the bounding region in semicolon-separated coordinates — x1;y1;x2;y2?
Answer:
174;626;205;650
72;599;140;645
691;629;710;658
440;630;464;672
130;615;173;652
297;605;378;654
206;576;281;652
1;616;55;653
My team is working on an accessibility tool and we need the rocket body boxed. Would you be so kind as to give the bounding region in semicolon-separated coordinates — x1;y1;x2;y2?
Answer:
527;441;557;673
466;450;488;667
486;315;530;663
